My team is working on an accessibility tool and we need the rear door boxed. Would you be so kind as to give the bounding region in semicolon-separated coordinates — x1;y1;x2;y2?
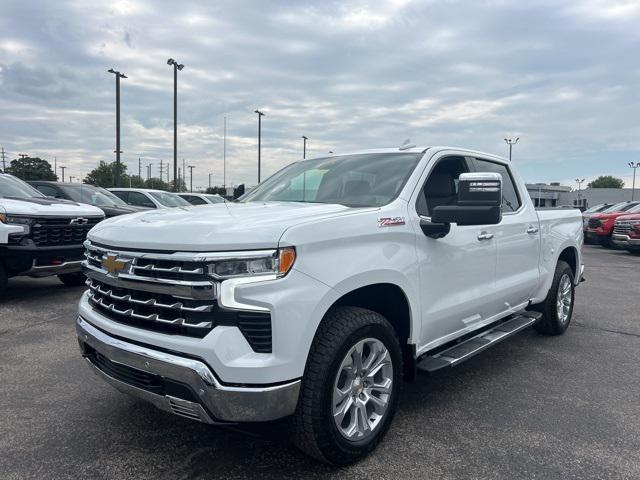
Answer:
472;157;541;309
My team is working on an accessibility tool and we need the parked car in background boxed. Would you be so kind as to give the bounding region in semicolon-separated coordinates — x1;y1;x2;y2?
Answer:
581;203;614;238
28;181;149;218
177;193;226;205
108;188;191;209
0;174;104;296
586;201;640;247
77;146;583;464
612;212;640;254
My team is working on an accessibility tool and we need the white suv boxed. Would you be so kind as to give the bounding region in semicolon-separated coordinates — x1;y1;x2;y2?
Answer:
108;188;190;209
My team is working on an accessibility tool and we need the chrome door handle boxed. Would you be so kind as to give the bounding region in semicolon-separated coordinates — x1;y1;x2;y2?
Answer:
477;231;494;241
526;226;539;234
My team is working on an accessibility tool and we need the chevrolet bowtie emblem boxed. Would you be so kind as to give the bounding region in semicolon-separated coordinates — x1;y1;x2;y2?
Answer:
101;254;129;275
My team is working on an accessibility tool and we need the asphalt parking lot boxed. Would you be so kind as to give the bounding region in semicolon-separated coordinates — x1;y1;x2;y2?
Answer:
1;245;639;480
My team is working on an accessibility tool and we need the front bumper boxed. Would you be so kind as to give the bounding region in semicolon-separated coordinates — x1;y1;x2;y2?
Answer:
76;316;301;423
612;234;640;248
2;243;84;277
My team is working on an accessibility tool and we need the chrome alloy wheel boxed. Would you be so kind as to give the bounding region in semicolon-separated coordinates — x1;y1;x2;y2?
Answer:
332;338;393;441
556;273;573;324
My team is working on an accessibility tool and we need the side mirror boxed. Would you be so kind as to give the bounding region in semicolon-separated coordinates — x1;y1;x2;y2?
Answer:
431;172;503;227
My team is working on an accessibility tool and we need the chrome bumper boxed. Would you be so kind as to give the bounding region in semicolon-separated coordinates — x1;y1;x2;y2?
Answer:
76;317;300;423
612;234;640;247
25;259;83;277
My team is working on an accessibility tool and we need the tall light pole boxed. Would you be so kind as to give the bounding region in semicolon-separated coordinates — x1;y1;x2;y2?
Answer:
69;176;75;183
1;147;7;172
59;166;66;182
188;165;195;192
504;137;519;161
167;58;184;191
302;135;308;159
254;109;265;183
209;172;212;190
575;178;585;207
223;116;227;188
108;69;127;187
629;162;639;201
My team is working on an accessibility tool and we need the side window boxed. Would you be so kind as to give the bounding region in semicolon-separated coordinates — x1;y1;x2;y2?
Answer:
111;191;128;202
416;156;469;216
36;185;62;198
472;158;522;212
128;192;156;208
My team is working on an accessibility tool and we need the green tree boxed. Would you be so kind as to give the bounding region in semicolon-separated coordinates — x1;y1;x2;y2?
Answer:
6;157;57;181
128;175;146;188
144;178;170;191
206;186;227;195
85;161;130;188
587;176;624;188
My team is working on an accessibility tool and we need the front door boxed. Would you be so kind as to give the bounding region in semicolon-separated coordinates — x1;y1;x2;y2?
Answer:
411;152;499;352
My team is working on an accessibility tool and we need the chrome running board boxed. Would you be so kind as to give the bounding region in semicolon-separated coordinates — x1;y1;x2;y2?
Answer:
416;311;542;373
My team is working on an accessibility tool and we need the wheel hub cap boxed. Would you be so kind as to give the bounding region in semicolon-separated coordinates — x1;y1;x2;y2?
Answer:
556;273;573;324
332;338;393;442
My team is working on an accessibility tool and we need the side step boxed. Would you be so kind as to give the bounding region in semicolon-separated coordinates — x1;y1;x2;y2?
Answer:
416;311;542;373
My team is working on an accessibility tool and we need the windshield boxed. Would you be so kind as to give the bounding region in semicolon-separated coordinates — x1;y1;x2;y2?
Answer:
584;204;609;214
604;202;639;213
204;194;224;203
628;204;640;214
61;184;127;207
149;191;191;207
240;153;422;207
0;175;45;199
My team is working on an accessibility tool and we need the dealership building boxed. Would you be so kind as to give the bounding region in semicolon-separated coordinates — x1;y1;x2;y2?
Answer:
525;183;637;208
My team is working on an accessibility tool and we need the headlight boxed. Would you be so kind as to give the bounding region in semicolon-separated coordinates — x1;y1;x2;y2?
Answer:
5;216;34;234
206;247;296;280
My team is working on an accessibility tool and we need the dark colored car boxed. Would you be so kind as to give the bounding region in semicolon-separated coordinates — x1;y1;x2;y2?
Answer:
28;182;149;218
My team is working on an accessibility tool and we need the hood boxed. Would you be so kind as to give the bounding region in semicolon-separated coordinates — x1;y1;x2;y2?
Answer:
0;196;105;217
100;204;148;217
88;201;370;251
616;213;640;221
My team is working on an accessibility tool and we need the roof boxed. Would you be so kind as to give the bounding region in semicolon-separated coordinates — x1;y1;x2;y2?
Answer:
316;146;509;164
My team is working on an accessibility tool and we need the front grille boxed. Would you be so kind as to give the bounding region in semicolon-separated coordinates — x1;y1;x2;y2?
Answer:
588;218;601;228
614;221;633;235
30;217;102;246
91;349;164;394
84;244;272;351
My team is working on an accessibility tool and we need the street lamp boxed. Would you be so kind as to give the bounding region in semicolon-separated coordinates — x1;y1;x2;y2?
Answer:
167;58;184;192
629;162;639;201
302;135;308;159
108;69;127;187
575;178;585;207
59;166;66;182
188;165;195;192
254;109;265;183
208;172;213;190
504;137;519;161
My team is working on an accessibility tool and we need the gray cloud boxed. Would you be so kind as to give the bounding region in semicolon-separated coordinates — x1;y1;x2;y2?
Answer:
1;0;639;189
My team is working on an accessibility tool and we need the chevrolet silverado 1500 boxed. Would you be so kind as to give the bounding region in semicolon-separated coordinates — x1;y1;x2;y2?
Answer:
76;147;583;464
0;174;104;296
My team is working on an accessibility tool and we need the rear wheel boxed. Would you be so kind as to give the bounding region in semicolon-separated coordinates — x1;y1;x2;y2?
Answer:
290;306;402;465
57;272;86;287
532;260;575;335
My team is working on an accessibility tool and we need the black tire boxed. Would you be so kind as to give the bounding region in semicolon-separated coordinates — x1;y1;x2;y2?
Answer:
290;306;403;465
532;260;575;335
57;272;87;287
0;262;7;300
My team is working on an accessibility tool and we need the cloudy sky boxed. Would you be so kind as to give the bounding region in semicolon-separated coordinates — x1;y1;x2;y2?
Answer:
1;0;639;190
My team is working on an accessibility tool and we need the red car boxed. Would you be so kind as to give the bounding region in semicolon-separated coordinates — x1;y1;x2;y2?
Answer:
586;201;640;247
612;211;640;254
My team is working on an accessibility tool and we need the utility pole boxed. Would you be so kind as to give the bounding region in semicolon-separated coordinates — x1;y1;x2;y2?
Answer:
254;109;265;183
223;116;227;188
1;147;6;172
167;58;184;191
575;178;585;207
504;137;519;161
178;167;181;190
188;165;195;192
108;69;127;187
138;157;141;179
54;156;57;179
69;176;75;183
159;161;164;181
59;166;66;182
302;135;308;159
19;153;28;159
629;162;640;201
209;172;212;190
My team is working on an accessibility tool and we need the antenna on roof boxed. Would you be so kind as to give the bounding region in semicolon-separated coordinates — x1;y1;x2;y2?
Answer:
398;139;416;150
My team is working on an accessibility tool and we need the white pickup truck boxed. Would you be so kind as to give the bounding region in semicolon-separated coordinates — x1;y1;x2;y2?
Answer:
76;147;583;464
0;174;104;296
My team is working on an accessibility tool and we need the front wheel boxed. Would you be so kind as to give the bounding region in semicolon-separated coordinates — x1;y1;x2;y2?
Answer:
532;260;575;335
57;272;87;287
290;306;402;465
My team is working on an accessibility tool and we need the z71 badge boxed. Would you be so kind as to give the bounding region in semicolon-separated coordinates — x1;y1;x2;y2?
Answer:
378;216;406;227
